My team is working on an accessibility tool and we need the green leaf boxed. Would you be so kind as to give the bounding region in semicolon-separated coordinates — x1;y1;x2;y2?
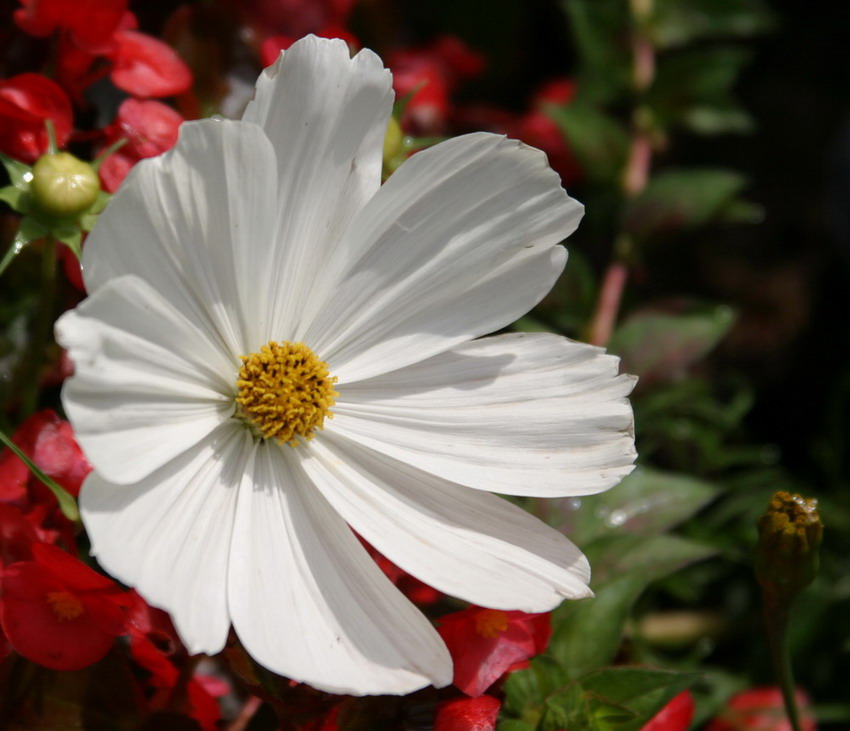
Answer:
548;103;629;182
607;303;736;384
549;573;647;677
562;0;632;105
623;168;750;242
577;667;699;730
557;466;721;545
647;48;753;134
652;0;775;48
0;428;80;522
585;533;718;587
498;721;538;731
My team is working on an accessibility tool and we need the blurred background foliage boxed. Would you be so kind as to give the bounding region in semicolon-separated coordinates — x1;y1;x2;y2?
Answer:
0;0;848;728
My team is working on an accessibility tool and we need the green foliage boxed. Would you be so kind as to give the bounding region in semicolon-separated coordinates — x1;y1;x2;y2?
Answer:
549;104;630;184
623;169;755;243
648;48;754;135
562;0;631;106
608;303;735;384
652;0;774;48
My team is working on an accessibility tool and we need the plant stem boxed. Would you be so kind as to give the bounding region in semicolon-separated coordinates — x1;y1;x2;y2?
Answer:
19;236;57;418
588;0;655;346
764;595;804;731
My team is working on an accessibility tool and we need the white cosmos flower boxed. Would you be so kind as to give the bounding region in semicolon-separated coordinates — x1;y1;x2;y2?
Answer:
55;35;636;695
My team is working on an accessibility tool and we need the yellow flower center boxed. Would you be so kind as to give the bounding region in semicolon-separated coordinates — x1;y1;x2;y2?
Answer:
474;609;510;638
46;590;85;622
235;341;338;446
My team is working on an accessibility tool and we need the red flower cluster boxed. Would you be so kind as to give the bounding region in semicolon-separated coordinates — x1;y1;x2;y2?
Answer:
388;36;485;136
0;0;190;184
14;0;192;102
0;412;219;727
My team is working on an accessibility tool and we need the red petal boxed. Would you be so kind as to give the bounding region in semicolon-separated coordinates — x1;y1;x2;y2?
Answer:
643;691;695;731
438;607;551;697
13;0;65;38
110;30;193;98
98;149;135;193
111;97;183;158
0;410;90;501
0;504;38;568
31;542;121;594
435;696;500;731
706;687;816;731
0;73;72;163
64;0;127;52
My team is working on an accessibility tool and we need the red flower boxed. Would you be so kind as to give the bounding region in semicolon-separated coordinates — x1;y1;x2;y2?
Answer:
109;30;194;98
437;606;551;697
98;97;183;192
0;503;38;569
14;0;128;53
706;687;816;731
260;26;359;68
435;696;500;731
0;542;130;670
0;409;91;505
126;591;222;731
233;0;359;41
643;691;696;731
388;36;485;135
0;73;73;163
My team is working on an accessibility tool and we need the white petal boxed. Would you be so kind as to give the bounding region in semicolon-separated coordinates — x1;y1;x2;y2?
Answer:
81;424;252;656
57;275;235;485
301;133;582;382
227;443;451;696
243;36;394;339
330;332;636;496
302;435;592;610
80;118;280;355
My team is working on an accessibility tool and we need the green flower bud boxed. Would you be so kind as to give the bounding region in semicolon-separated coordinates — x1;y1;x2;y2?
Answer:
31;152;100;218
383;116;403;163
755;491;823;601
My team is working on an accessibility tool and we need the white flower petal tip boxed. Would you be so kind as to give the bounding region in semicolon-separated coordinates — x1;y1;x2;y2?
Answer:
60;33;633;697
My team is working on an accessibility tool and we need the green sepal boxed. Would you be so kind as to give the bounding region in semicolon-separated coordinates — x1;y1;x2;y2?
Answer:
0;151;34;189
0;184;33;214
52;224;83;259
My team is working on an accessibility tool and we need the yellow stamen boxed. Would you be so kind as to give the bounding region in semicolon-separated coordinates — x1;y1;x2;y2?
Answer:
235;341;338;446
474;609;510;638
46;590;84;622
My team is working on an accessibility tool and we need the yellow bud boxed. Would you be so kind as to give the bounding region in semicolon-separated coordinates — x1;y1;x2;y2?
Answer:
383;116;403;163
755;491;822;601
31;152;100;218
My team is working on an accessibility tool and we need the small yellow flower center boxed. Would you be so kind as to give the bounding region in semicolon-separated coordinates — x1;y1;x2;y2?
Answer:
235;341;338;446
474;609;510;639
46;590;85;622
